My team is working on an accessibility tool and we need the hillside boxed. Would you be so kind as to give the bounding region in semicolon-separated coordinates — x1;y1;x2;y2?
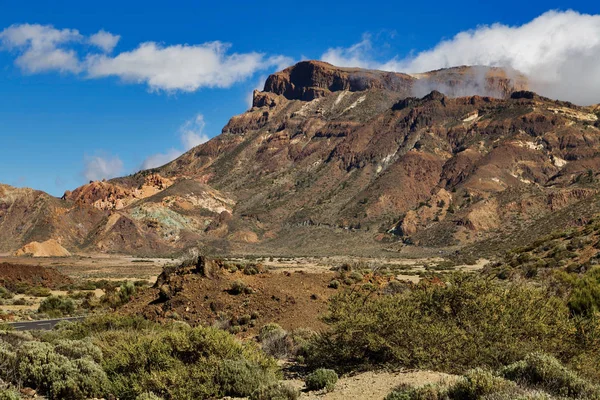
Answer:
2;60;600;256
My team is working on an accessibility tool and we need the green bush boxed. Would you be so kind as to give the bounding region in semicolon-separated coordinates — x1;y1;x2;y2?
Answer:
1;315;280;399
101;281;137;308
568;268;600;316
448;368;515;400
119;281;137;304
229;280;252;295
15;341;109;400
258;326;316;360
305;368;338;392
328;280;340;289
54;339;103;363
250;382;300;400
97;324;279;399
501;352;600;398
259;323;284;341
306;274;584;374
0;287;14;300
0;340;17;383
217;359;278;397
26;287;52;297
0;389;20;400
384;280;407;295
385;384;447;400
349;271;363;283
135;393;163;400
38;296;75;317
385;354;600;400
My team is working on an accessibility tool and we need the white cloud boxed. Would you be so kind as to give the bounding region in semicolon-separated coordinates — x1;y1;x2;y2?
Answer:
85;42;290;92
0;23;82;73
0;23;292;92
89;29;120;53
83;154;124;181
180;114;210;150
321;10;600;105
140;148;182;170
140;113;212;170
321;33;376;69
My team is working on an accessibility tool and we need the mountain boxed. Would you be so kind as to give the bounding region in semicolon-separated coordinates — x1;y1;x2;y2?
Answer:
2;60;600;257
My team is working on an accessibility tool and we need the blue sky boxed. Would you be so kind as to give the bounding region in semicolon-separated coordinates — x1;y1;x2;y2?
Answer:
1;1;599;196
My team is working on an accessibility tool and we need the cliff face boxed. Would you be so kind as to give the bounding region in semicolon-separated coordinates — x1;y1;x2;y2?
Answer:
3;61;600;256
261;61;528;103
262;61;415;102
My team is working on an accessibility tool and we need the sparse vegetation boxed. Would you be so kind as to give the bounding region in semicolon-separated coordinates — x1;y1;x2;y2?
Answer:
229;280;253;295
0;315;280;400
306;274;599;376
305;368;338;392
385;353;600;400
250;382;299;400
38;295;75;317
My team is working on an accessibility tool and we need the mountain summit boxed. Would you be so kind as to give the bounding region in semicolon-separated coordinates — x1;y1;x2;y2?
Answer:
2;61;599;256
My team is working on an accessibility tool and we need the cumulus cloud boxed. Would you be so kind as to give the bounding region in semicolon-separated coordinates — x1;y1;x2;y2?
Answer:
0;23;292;92
140;148;182;170
321;33;377;69
83;154;124;181
321;10;600;105
180;114;210;150
89;29;120;53
140;113;212;170
0;23;82;73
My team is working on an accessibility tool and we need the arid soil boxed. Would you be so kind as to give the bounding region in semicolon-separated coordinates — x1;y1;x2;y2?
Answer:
0;262;72;290
122;267;336;333
14;239;71;257
0;254;169;281
287;370;457;400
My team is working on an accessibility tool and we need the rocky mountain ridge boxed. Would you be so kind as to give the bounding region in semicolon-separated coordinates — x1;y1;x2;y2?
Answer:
2;61;600;257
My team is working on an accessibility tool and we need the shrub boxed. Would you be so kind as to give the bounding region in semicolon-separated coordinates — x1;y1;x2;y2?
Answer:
135;393;163;400
385;384;446;400
38;296;74;317
259;324;288;358
26;287;52;297
0;287;14;300
0;389;20;400
15;341;109;400
328;280;340;289
305;368;338;392
97;324;279;399
259;323;284;341
217;359;278;397
501;352;600;398
259;326;316;360
448;368;515;400
0;340;17;383
229;280;252;295
384;280;407;295
568;268;600;316
306;274;581;374
54;339;103;363
349;271;363;283
250;382;300;400
118;281;137;304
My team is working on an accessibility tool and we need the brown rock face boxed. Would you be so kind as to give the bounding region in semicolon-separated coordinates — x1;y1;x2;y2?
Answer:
4;61;600;257
264;60;415;101
262;61;528;103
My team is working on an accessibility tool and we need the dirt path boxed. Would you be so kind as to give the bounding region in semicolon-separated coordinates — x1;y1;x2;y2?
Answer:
287;370;456;399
